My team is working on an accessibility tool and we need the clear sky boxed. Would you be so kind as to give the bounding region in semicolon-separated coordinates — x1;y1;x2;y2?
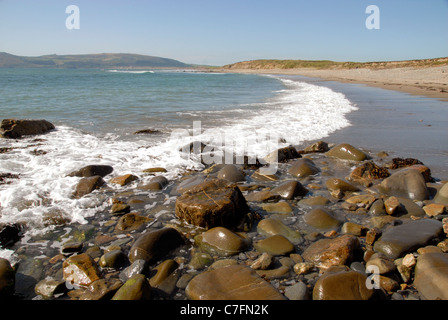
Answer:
0;0;447;66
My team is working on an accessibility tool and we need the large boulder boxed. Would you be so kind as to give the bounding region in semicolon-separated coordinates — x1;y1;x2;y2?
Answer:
1;119;55;138
288;158;320;179
414;251;448;300
264;145;301;163
271;180;308;200
74;175;105;198
194;227;250;257
0;258;15;297
68;165;113;178
373;219;443;260
378;168;429;201
175;179;249;229
326;144;367;161
185;264;286;300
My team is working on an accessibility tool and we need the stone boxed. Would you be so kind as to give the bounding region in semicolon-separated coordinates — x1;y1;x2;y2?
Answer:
373;219;444;260
99;249;128;269
326;143;367;161
254;235;295;256
142;167;167;174
347;161;390;186
0;258;15;297
0;119;55;138
264;145;300;163
414;252;448;300
34;278;67;299
0;223;22;248
313;268;374;300
175;179;249;229
345;194;377;209
423;203;446;217
378;168;429;201
257;218;303;244
111;274;152;300
261;202;293;214
175;175;206;194
251;168;280;182
384;196;403;215
217;164;245;183
119;259;148;282
185;264;286;300
402;253;416;268
149;259;178;288
250;253;274;270
255;265;291;280
245;190;279;202
369;199;387;216
189;252;213;270
74;175;105;198
288;158;320;179
68;165;113;178
284;281;310;300
408;165;433;182
79;278;123;300
63;253;101;288
61;241;83;256
434;183;448;205
271;180;308;199
366;255;396;274
387;157;424;170
300;141;329;154
194;227;250;257
342;222;367;236
325;178;359;192
299;196;330;207
302;235;361;270
128;227;184;264
110;203;130;215
303;208;343;231
115;213;151;233
110;174;139;186
293;262;315;275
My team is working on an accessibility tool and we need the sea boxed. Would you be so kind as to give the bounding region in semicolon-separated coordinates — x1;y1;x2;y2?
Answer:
1;68;447;261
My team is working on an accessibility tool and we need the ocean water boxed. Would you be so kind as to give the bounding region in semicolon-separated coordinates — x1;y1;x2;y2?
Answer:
0;68;358;240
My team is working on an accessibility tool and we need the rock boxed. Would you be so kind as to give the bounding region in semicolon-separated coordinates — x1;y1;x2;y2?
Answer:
423;204;446;217
111;274;152;300
261;202;293;214
408;165;433;182
128;227;184;264
217;164;245;183
299;196;330;207
0;223;22;248
68;165;113;178
194;227;250;257
373;219;444;260
115;213;151;233
110;203;130;215
185;264;286;300
347;161;390;186
302;235;361;270
0;119;55;138
61;241;83;256
264;145;300;163
254;235;295;256
284;281;310;300
384;196;403;215
366;254;396;274
99;249;128;269
189;252;213;270
369;199;387;216
255;265;291;280
414;252;448;300
134;129;161;135
378;168;429;201
345;194;376;209
245;190;279;202
326;144;368;161
271;180;308;199
303;208;343;231
251;169;280;182
387;157;424;170
34;278;67;299
110;174;138;186
74;175;105;198
342;222;367;236
179;141;207;154
79;278;123;300
175;175;206;194
119;259;148;282
149;259;179;292
288;158;320;179
293;262;315;275
0;258;15;297
325;178;359;192
175;179;249;229
142;167;167;174
257;218;303;245
313;268;374;300
299;141;329;154
434;183;448;205
250;253;274;270
63;253;101;288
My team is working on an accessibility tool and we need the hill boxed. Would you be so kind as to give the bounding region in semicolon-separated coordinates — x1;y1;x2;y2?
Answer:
0;52;190;69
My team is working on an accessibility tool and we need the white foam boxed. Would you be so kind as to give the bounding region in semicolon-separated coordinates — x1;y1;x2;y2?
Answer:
107;70;154;74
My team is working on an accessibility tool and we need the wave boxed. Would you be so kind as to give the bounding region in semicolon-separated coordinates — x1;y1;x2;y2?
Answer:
107;69;155;74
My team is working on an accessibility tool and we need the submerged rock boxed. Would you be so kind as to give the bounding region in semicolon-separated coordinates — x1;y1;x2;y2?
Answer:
0;119;55;138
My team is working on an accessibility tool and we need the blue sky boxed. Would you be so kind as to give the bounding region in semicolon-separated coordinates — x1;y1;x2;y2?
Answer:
0;0;447;65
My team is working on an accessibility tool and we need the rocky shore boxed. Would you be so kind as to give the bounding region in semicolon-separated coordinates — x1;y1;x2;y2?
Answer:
1;121;448;301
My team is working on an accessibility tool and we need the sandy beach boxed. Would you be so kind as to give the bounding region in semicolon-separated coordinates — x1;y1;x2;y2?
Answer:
218;65;448;102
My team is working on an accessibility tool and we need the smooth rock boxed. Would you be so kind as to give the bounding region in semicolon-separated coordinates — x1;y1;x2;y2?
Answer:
79;278;123;300
288;158;320;179
423;203;446;217
0;119;55;138
185;264;286;300
119;259;148;282
175;179;249;229
264;145;300;163
245;190;280;202
175;175;206;194
99;249;128;269
128;227;184;264
34;278;67;299
313;268;374;300
378;168;429;201
68;165;113;178
110;174;138;186
111;274;152;300
217;164;245;183
271;180;308;199
261;202;293;214
0;258;15;297
74;175;105;198
302;235;361;270
254;235;295;256
115;213;151;233
300;141;329;154
326;143;367;161
195;227;250;257
434;183;448;205
303;208;343;231
373;219;444;259
257;218;303;244
63;253;101;287
366;255;396;274
414;252;448;300
149;259;179;290
250;253;274;270
284;281;310;300
325;178;359;192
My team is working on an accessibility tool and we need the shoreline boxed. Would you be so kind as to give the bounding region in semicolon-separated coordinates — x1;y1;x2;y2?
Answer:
214;65;448;102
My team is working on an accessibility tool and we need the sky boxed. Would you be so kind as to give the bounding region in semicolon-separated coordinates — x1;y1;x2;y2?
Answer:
0;0;447;66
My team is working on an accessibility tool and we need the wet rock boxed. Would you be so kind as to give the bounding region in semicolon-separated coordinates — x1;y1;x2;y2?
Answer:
0;258;15;297
414;251;448;300
387;157;424;170
264;145;301;163
366;254;396;274
134;129;161;135
423;203;446;217
257;218;303;245
61;241;83;256
326;143;368;161
175;175;206;194
345;194;376;209
99;249;128;269
149;259;179;295
74;175;105;198
251;168;280;182
142;167;167;174
384;196;403;215
271;180;308;200
110;203;130;215
299;141;329;154
284;281;310;300
261;202;293;214
299;196;330;207
185;264;286;300
119;259;148;282
434;183;448;205
254;235;295;256
250;252;274;270
245;190;279;202
194;227;250;257
313;267;374;300
325;178;359;193
255;265;291;280
79;278;123;300
111;274;152;300
378;168;429;201
110;174;139;186
347;161;390;186
342;222;367;236
175;179;249;229
303;208;343;231
0;223;22;248
217;164;245;183
302;235;361;270
128;227;184;264
293;262;315;275
189;252;213;270
34;278;67;299
115;213;151;233
179;141;207;154
288;158;320;179
0;119;55;138
369;199;387;216
68;165;113;178
373;219;444;260
63;253;101;287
